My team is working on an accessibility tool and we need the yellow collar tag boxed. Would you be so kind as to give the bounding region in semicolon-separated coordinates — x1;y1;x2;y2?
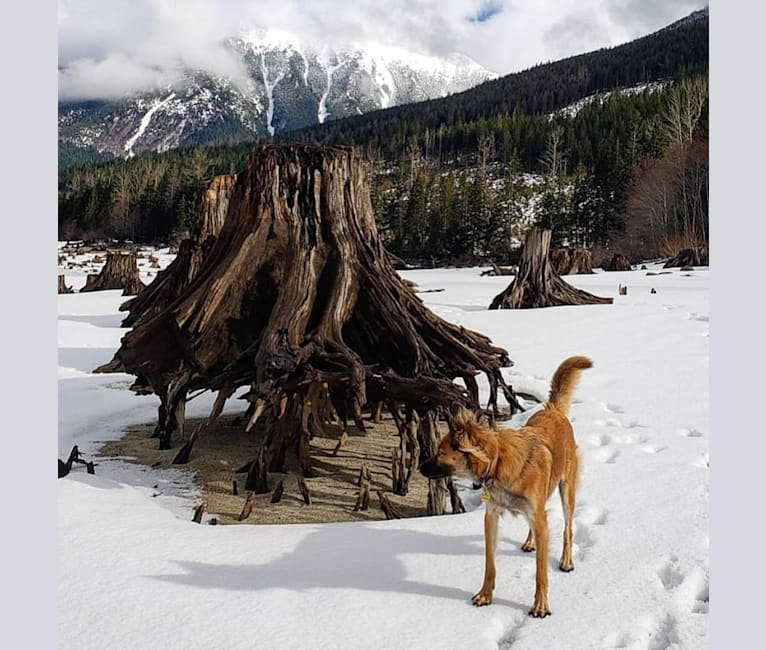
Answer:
481;487;490;502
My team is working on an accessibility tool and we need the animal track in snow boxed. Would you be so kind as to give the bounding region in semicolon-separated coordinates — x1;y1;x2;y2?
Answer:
686;312;709;322
576;504;608;526
657;557;684;590
679;427;704;438
612;432;648;445
593;417;644;430
588;433;612;446
692;452;709;468
600;402;625;414
595;448;620;464
641;444;667;454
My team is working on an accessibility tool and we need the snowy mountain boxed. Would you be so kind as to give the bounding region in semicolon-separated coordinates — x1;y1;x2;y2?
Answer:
58;34;497;160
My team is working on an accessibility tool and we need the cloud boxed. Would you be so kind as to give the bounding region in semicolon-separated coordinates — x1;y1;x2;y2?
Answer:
58;0;705;100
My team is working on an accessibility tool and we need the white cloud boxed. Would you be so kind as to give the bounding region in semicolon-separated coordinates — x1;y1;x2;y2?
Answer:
58;0;704;100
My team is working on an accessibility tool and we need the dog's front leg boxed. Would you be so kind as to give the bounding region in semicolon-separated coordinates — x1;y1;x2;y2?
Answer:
472;507;500;606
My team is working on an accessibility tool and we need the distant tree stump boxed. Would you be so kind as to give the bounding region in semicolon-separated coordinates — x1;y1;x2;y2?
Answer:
601;254;632;272
550;248;595;275
58;275;73;294
663;247;708;268
480;260;517;276
489;229;612;309
80;252;144;295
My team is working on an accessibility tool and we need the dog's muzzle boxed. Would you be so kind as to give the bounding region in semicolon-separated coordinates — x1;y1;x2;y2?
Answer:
419;457;455;480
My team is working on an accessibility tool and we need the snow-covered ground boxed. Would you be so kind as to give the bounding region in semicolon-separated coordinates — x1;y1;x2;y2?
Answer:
58;257;709;649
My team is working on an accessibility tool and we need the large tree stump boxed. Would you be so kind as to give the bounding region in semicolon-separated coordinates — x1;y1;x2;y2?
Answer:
58;275;73;294
489;229;612;309
550;248;595;275
119;174;237;328
80;252;144;295
98;144;518;515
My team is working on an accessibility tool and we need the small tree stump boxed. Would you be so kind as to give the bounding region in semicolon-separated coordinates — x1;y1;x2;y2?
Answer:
601;253;632;272
238;492;255;521
550;248;595;275
663;247;708;268
270;479;284;503
297;476;312;505
58;275;73;294
232;480;239;496
377;491;402;520
80;252;145;295
618;284;628;295
192;503;205;523
331;431;348;457
353;473;371;511
490;229;612;309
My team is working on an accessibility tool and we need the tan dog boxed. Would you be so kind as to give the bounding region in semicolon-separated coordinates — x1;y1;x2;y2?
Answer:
420;356;592;618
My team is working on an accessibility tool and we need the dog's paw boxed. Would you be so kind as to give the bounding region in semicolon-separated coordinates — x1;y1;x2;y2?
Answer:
528;604;551;618
472;590;493;606
559;560;574;572
529;594;551;618
521;541;536;553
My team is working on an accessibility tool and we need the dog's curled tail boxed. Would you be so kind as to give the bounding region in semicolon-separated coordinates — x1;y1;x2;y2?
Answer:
548;356;593;416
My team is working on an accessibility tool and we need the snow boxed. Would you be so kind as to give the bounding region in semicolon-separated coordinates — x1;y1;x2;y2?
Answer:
123;92;177;158
259;52;285;137
318;56;346;124
58;257;709;649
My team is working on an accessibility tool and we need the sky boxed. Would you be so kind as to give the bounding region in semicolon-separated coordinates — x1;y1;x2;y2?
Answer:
58;0;705;100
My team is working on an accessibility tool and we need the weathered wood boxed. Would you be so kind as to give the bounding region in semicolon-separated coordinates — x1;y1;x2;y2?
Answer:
480;260;517;276
238;492;255;521
118;175;237;328
490;229;612;309
601;253;632;272
663;246;708;268
550;248;595;275
232;480;239;496
57;445;80;478
58;275;74;294
377;491;402;520
192;503;205;523
448;479;466;514
297;476;312;505
331;431;348;457
353;472;371;511
270;479;285;503
618;284;628;295
80;252;144;295
102;144;518;513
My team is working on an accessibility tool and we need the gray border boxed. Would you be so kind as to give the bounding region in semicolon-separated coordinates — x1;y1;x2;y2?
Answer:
710;1;764;646
2;0;57;646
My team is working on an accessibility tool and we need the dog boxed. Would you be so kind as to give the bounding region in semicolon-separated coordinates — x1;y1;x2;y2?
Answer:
420;356;592;618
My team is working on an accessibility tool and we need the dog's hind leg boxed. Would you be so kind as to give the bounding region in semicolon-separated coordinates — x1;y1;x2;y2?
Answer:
472;507;500;606
558;479;575;572
521;527;535;552
559;449;579;572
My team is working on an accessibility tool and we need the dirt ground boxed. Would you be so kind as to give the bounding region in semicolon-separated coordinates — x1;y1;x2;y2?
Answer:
98;410;449;526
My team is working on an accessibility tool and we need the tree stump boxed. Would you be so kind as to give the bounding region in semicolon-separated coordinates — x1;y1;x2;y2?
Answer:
80;252;145;295
663;247;708;268
119;174;237;328
58;275;73;294
489;229;612;309
550;248;595;275
601;253;632;272
99;144;518;515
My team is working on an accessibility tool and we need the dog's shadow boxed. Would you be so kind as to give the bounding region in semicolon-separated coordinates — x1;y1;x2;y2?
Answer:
151;523;529;612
